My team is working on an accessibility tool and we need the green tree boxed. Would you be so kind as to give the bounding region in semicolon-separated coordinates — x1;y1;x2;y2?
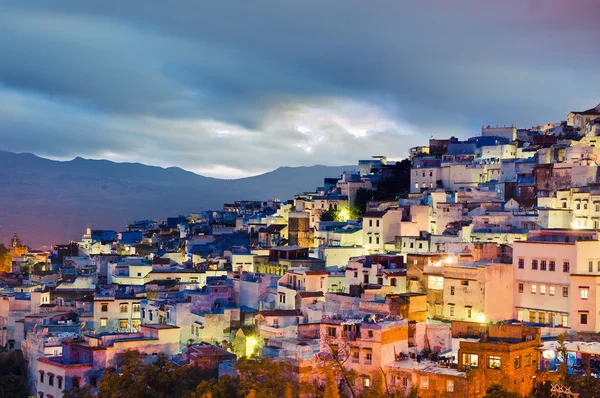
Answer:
235;358;296;398
483;384;521;398
320;208;340;222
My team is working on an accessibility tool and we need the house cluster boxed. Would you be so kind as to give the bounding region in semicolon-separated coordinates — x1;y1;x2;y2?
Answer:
3;104;600;397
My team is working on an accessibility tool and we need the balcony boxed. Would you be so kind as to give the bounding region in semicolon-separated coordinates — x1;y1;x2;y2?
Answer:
278;282;305;291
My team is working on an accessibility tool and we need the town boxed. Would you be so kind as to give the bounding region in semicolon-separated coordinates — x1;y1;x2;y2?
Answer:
2;104;600;398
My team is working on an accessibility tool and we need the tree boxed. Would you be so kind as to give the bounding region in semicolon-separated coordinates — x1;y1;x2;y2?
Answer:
483;384;521;398
0;373;28;398
320;208;340;222
9;233;22;248
0;350;27;398
0;244;11;272
557;332;569;377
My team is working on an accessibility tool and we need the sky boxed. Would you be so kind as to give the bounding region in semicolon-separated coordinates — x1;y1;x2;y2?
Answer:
0;1;599;178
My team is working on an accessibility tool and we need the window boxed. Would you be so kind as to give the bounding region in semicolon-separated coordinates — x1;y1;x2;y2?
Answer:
517;309;523;322
352;350;359;363
149;312;153;321
598;260;600;272
132;304;140;312
461;280;469;286
563;287;569;297
420;376;429;389
549;286;555;296
376;220;380;227
58;376;62;389
428;276;443;290
402;377;408;387
446;380;454;393
562;315;569;327
368;330;373;338
363;376;370;388
514;356;521;369
327;327;336;337
524;354;532;367
581;313;588;325
549;261;555;271
40;371;44;383
518;283;524;293
368;236;372;244
119;319;128;329
466;307;472;319
449;305;455;317
120;304;128;313
279;294;286;304
376;236;380;245
540;285;546;295
435;304;442;316
531;259;538;270
391;278;397;287
581;288;589;300
518;258;524;269
487;356;501;369
101;303;108;312
531;284;537;294
541;260;547;271
365;351;373;364
364;275;369;284
529;311;536;323
475;381;481;394
49;374;54;386
539;312;546;324
72;377;80;389
563;261;570;273
590;261;594;273
90;376;98;388
100;318;108;327
369;220;372;227
462;353;479;368
450;286;455;295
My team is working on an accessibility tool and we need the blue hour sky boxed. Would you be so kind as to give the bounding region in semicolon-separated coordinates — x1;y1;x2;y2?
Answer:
0;0;598;177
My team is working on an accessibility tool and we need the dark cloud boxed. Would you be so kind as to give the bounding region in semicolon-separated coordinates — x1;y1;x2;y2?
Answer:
0;0;598;177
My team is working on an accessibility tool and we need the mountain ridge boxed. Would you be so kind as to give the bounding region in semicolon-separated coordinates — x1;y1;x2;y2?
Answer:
0;150;354;247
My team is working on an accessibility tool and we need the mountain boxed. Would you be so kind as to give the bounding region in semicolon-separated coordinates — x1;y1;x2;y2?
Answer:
0;150;354;248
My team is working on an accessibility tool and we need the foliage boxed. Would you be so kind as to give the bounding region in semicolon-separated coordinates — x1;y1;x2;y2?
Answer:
0;244;11;272
483;383;521;398
63;351;296;398
64;350;210;398
557;332;569;377
9;233;22;248
0;350;27;398
320;208;340;222
351;160;412;217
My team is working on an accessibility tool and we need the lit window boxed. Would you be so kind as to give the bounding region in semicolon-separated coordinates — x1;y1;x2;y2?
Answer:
524;354;532;367
487;356;501;369
466;307;472;319
363;377;370;388
549;286;555;296
119;319;128;329
531;284;537;294
420;376;429;389
540;285;546;295
449;305;455;317
462;353;479;368
514;356;521;370
562;315;568;327
132;319;141;329
428;276;443;290
529;311;536;323
100;318;108;327
517;309;523;322
446;380;454;393
581;288;589;300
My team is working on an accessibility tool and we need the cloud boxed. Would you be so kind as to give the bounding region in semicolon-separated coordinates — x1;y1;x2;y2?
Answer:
0;1;599;177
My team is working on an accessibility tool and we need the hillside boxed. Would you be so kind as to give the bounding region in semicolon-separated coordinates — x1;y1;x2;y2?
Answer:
0;151;353;248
